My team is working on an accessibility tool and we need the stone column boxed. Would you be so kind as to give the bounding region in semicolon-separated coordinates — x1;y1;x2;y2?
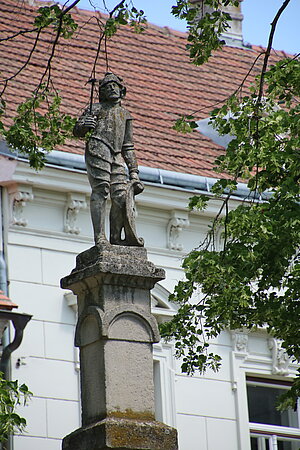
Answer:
61;244;178;450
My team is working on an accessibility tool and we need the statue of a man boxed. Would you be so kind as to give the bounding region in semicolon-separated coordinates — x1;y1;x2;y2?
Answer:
73;72;144;247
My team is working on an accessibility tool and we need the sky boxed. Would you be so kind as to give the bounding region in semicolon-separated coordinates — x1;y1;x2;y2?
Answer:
67;0;299;55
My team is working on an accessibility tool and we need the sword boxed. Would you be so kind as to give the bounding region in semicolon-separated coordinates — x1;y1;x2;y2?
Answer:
87;78;97;115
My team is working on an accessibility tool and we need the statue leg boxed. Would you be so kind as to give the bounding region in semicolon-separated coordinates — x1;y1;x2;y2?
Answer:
90;182;110;245
85;140;111;245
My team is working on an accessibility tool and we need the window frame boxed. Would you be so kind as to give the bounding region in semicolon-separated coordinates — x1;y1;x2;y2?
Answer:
246;376;300;449
230;330;299;450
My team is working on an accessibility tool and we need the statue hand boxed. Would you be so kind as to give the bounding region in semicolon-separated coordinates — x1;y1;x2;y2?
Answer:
84;115;97;130
132;180;144;195
130;172;144;194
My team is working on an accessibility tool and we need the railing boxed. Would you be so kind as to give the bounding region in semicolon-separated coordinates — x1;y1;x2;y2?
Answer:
250;422;300;450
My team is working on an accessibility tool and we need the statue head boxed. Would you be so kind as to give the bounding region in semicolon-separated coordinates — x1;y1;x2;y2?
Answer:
99;72;126;102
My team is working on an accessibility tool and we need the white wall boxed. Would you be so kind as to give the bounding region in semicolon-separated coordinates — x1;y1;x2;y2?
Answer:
2;160;298;450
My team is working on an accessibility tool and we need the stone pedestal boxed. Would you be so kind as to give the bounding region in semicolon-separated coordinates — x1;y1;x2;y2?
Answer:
61;244;178;450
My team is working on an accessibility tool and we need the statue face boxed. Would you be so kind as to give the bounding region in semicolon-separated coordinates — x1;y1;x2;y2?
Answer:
101;81;121;101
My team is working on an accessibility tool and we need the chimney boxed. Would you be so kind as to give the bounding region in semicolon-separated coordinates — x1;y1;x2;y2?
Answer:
190;0;244;48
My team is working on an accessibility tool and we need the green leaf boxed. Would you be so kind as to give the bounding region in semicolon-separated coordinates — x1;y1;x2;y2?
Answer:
4;87;76;170
173;115;198;133
0;372;32;441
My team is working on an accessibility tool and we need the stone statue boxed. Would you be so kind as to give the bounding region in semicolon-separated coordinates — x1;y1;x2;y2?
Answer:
73;72;144;247
63;73;178;449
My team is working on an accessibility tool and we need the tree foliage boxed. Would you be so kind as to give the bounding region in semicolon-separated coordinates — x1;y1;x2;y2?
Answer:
0;372;32;442
0;0;146;169
161;0;300;409
172;0;240;65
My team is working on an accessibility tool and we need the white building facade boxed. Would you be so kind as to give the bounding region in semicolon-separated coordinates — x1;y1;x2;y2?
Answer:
1;148;299;450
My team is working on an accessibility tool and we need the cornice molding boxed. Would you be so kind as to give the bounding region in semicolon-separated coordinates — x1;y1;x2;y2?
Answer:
4;160;242;218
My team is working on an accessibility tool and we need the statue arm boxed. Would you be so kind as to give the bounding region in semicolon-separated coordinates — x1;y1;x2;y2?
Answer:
122;118;144;194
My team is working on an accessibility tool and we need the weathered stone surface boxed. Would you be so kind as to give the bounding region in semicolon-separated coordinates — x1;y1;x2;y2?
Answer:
61;244;165;294
62;417;178;450
73;72;144;247
61;244;178;449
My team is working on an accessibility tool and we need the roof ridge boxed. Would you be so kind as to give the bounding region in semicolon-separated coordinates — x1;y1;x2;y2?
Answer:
22;0;188;38
18;0;294;54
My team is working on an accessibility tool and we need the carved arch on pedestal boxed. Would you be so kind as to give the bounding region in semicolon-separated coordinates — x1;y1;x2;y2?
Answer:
102;305;160;343
67;283;178;428
75;304;160;346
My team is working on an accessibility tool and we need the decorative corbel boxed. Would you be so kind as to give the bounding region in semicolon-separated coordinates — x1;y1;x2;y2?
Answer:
10;185;34;227
64;193;87;235
232;330;249;353
268;338;291;376
167;210;190;251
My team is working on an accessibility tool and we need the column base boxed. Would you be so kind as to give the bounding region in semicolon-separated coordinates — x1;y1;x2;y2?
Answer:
62;417;178;450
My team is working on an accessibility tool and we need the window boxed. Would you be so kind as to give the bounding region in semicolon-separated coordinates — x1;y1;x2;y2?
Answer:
152;343;177;428
150;284;177;428
247;377;300;450
153;360;163;422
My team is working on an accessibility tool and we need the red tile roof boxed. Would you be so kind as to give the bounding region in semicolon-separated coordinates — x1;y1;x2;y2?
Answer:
0;290;18;311
0;0;290;177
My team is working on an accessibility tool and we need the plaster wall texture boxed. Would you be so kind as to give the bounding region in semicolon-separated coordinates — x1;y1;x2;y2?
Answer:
7;234;81;446
3;169;298;450
13;435;62;450
175;376;236;419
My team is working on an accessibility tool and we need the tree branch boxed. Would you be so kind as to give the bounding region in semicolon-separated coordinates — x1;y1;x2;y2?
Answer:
257;0;292;103
1;0;81;99
109;0;125;17
90;17;106;80
1;28;42;87
0;27;39;43
61;0;81;15
38;0;81;91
